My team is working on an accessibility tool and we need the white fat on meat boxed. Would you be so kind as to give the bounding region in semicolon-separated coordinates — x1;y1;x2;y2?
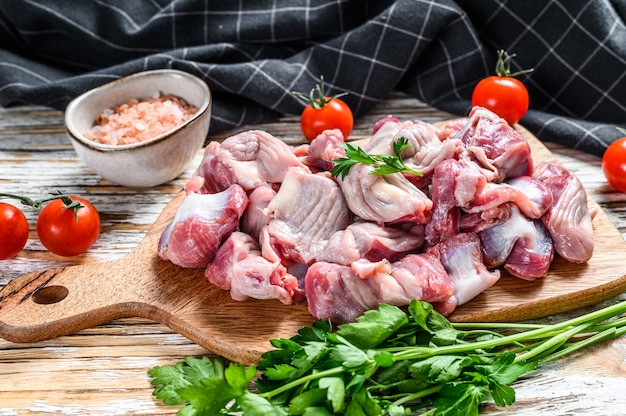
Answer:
317;221;424;265
429;233;500;315
193;129;310;193
479;205;554;280
205;231;302;305
263;167;352;265
158;184;248;268
534;161;594;263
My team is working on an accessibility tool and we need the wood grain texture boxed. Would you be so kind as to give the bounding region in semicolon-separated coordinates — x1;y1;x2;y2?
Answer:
1;93;625;415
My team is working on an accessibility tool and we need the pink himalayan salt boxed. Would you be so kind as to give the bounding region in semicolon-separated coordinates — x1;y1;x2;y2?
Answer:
84;94;198;145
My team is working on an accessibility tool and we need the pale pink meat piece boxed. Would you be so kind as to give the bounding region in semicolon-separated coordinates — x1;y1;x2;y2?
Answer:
368;117;464;188
534;161;594;263
459;203;513;233
317;221;424;265
457;106;533;182
464;176;553;220
479;205;554;280
305;252;454;323
429;233;500;315
193;129;310;193
263;167;352;265
338;161;432;225
425;158;462;247
158;184;248;268
240;184;276;241
305;128;346;172
205;232;302;305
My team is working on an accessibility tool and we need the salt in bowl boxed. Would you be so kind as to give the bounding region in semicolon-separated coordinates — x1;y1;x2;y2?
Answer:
64;69;211;187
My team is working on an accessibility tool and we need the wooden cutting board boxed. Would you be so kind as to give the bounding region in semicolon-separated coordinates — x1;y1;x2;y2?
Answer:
1;125;626;366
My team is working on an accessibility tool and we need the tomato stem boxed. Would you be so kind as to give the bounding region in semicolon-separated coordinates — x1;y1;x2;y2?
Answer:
293;75;347;110
495;50;534;78
0;191;84;213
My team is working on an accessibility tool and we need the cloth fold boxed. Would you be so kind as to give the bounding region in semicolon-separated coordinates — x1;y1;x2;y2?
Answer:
1;0;625;156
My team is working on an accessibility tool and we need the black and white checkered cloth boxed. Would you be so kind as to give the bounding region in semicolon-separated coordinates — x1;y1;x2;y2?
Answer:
1;0;624;156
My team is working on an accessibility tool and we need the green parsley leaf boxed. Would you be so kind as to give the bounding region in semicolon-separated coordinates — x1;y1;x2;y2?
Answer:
148;356;253;415
289;388;328;414
433;382;490;416
330;139;422;179
409;355;477;384
319;376;346;413
336;303;409;349
331;343;371;369
237;391;289;416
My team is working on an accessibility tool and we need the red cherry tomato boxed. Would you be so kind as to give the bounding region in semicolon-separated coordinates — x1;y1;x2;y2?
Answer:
295;77;354;142
471;76;529;125
471;50;532;125
0;202;29;260
602;136;626;193
300;96;353;142
36;196;101;256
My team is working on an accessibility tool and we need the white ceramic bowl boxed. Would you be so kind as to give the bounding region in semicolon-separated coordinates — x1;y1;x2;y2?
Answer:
65;69;211;187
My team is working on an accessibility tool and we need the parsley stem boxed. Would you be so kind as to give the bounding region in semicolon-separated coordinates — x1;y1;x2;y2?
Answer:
537;327;620;365
391;384;444;406
513;321;596;364
260;366;346;399
391;301;626;362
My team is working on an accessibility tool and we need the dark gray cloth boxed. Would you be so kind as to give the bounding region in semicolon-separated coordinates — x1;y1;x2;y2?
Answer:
0;0;624;156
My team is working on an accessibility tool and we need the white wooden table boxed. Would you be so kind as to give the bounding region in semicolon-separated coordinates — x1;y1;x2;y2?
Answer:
1;93;625;415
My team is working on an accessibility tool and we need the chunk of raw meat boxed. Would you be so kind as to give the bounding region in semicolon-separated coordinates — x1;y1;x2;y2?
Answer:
369;117;464;188
305;252;455;323
263;167;352;265
464;176;553;220
338;161;432;225
425;158;461;246
193;129;310;193
205;231;303;305
456;106;533;182
317;221;425;264
534;161;594;263
240;184;276;241
479;205;554;280
436;118;467;141
391;253;455;303
304;262;374;322
158;184;248;268
459;203;512;233
429;233;501;315
305;128;346;172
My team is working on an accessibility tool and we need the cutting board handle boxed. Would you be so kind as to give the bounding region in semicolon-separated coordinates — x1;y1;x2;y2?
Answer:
0;190;187;343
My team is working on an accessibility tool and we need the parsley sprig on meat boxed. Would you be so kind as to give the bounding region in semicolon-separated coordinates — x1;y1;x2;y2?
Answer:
330;137;422;179
149;299;626;415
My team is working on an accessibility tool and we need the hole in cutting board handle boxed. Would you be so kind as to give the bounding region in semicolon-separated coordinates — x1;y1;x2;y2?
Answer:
31;285;69;305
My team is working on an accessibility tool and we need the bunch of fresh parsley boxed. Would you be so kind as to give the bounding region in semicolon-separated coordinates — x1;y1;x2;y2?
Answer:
149;299;626;415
